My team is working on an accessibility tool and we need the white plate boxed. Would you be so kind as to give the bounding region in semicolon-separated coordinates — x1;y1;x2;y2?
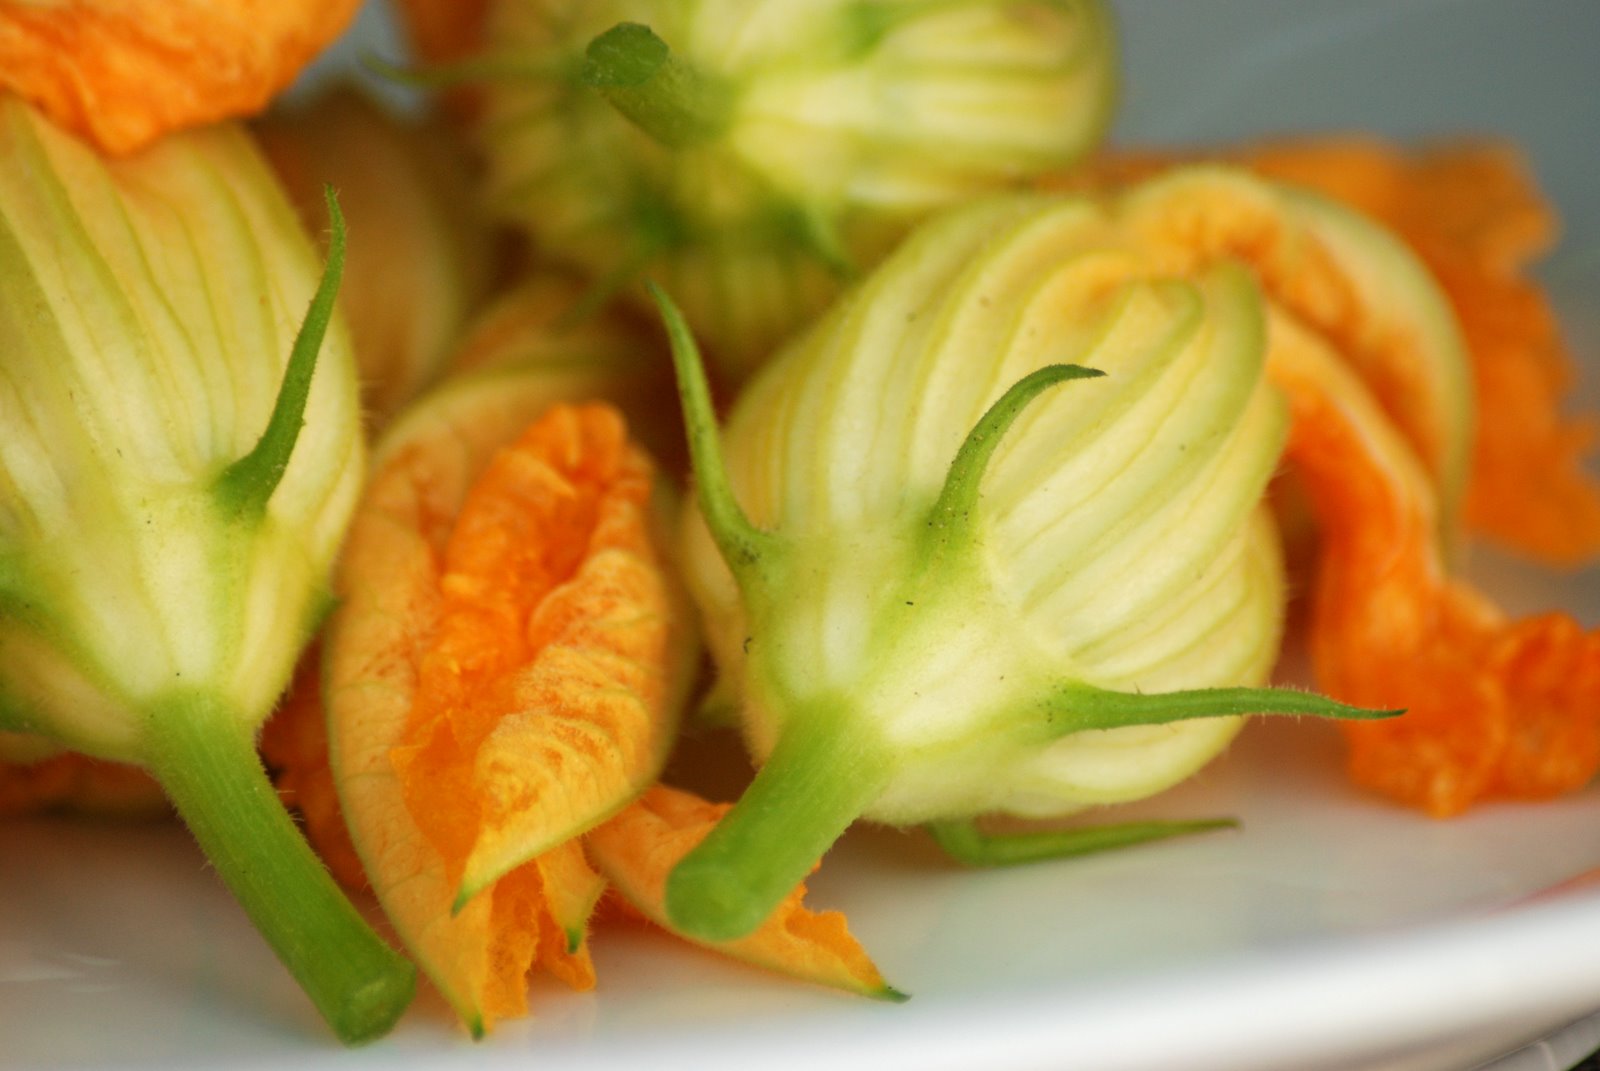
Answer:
5;1;1600;1069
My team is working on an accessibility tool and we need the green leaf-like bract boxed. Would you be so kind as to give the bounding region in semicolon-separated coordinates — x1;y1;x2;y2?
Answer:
214;186;346;520
649;281;778;579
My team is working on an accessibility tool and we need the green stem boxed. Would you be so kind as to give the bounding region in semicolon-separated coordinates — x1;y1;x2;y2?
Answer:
665;701;887;942
582;23;734;149
649;281;778;579
214;187;345;521
1043;681;1401;737
926;815;1237;868
145;689;415;1044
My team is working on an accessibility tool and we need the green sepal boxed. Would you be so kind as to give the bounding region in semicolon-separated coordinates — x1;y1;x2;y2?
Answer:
649;282;781;580
926;815;1238;868
1038;681;1401;738
213;186;346;521
923;363;1104;566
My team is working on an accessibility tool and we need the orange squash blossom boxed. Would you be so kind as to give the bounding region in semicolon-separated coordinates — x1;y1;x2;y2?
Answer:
296;380;896;1029
1051;156;1600;813
324;400;672;1033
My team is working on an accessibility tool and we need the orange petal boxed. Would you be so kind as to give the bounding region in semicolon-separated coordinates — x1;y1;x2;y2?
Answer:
587;785;900;1000
1267;314;1600;815
0;0;361;155
479;840;603;1019
1118;166;1473;510
392;403;679;900
1440;256;1600;563
326;388;683;1032
1069;140;1600;564
1242;138;1600;564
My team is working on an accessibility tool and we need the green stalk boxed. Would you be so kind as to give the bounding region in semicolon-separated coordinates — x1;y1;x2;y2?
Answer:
581;23;734;149
665;699;889;942
145;689;415;1044
926;815;1237;867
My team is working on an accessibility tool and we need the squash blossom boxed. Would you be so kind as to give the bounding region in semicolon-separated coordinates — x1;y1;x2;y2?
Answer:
0;97;414;1042
468;0;1117;379
315;358;896;1029
656;181;1395;941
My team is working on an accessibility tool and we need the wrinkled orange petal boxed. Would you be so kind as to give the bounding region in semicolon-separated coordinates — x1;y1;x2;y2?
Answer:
260;651;610;997
1242;139;1600;564
480;840;602;1018
259;653;368;892
326;393;682;1033
587;785;899;999
0;0;360;155
1116;166;1472;510
1068;139;1600;563
1267;315;1600;815
392;403;677;900
1432;252;1600;563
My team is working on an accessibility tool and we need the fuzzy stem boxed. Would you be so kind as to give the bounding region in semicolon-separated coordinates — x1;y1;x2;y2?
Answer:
1043;681;1400;737
145;689;415;1044
665;700;888;942
926;815;1237;868
214;187;345;520
582;23;733;149
649;281;777;578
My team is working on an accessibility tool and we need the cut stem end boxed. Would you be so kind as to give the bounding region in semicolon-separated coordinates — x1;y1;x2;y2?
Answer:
664;703;886;942
581;23;733;148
